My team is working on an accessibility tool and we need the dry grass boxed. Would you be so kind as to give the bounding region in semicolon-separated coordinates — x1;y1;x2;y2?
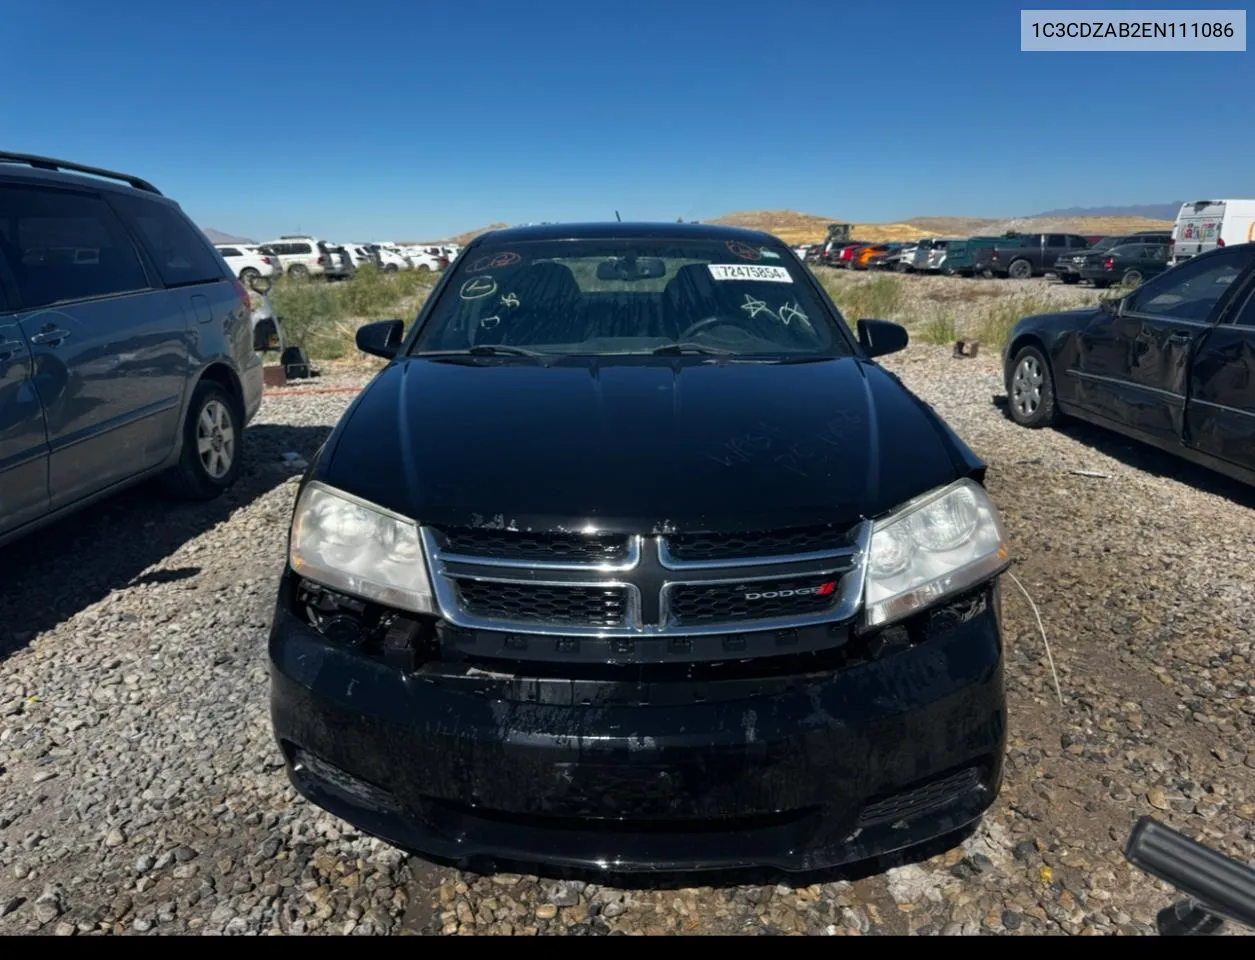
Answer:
271;259;1116;366
814;267;1109;348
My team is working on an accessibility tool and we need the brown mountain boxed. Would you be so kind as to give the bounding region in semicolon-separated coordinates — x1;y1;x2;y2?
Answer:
705;210;1173;244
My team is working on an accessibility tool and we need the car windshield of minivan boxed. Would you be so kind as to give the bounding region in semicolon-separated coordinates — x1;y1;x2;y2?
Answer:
409;239;850;358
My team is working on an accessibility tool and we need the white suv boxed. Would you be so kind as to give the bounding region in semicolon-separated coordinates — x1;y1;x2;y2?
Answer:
215;244;279;283
345;245;377;269
406;247;447;271
371;244;410;272
259;235;331;278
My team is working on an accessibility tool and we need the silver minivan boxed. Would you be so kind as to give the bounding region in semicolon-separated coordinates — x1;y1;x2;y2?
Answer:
0;151;263;546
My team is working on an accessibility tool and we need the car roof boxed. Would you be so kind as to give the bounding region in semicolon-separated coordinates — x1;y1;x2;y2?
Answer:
474;221;779;245
0;153;173;202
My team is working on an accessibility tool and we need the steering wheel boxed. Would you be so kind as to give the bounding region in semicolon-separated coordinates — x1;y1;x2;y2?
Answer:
680;316;749;340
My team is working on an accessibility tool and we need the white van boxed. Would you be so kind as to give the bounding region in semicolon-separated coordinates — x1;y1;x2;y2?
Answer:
1170;199;1255;264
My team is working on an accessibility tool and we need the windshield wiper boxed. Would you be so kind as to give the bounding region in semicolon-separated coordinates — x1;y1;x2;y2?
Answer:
419;345;545;357
650;343;735;356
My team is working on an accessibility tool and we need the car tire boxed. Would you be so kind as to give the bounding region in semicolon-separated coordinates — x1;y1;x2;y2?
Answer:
1060;274;1079;284
288;264;309;280
161;380;242;501
1008;259;1033;280
239;267;260;283
1007;345;1059;429
385;263;398;273
1122;269;1143;287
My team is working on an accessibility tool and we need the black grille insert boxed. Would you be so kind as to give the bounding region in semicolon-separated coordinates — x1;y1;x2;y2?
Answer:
856;765;983;828
666;526;849;562
441;529;630;565
668;574;844;626
454;579;629;628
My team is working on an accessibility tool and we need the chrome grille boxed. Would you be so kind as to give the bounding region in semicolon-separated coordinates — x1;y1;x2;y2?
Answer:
422;522;872;647
664;526;851;563
454;579;629;628
667;574;844;626
441;529;631;566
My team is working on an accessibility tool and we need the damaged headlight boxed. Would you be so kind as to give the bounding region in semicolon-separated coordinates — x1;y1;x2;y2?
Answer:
863;479;1010;628
289;482;434;613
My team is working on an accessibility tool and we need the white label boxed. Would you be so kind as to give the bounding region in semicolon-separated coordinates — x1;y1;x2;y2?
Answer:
708;264;793;283
1020;10;1246;51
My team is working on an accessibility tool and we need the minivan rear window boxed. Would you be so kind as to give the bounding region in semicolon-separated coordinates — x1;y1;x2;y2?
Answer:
0;184;150;308
109;193;225;288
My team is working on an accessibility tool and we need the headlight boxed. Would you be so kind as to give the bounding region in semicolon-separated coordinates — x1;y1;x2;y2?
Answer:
863;479;1010;628
289;482;434;613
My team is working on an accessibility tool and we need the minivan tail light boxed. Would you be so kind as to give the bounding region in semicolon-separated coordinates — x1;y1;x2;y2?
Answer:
317;256;325;265
232;279;251;313
1103;257;1114;270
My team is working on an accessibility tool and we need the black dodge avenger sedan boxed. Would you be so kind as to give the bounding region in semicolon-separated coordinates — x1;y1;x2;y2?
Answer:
1004;243;1255;487
269;222;1012;873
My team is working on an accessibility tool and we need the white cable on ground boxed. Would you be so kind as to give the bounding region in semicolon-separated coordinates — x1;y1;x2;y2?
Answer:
1007;570;1064;707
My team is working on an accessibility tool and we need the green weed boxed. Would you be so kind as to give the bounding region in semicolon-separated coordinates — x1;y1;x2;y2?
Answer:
268;267;436;359
920;311;958;345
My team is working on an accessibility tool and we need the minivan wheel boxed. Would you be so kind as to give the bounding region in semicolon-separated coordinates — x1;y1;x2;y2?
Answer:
1007;345;1059;428
239;267;260;283
1122;269;1143;287
385;263;398;273
1008;259;1032;280
161;381;242;500
288;264;309;280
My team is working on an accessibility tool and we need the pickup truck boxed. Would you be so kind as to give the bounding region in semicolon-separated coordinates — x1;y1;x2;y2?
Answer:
985;233;1093;279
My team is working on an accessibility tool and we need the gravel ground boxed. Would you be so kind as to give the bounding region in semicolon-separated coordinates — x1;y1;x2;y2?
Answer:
2;322;1254;936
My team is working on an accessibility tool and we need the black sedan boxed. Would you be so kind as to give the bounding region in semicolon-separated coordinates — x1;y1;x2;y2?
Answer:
269;221;1013;874
1078;241;1170;289
1004;244;1255;486
1053;232;1172;284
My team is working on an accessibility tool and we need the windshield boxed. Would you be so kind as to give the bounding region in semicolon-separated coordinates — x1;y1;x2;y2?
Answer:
409;237;852;358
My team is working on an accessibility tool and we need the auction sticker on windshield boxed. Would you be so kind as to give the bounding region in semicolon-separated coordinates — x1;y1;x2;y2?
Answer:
708;264;793;283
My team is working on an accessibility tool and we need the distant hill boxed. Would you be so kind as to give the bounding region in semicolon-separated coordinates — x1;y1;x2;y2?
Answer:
705;210;1174;245
1029;203;1183;221
207;206;1182;254
201;227;255;244
447;222;510;246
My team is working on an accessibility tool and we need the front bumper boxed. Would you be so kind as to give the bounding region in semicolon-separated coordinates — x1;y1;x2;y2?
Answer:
269;581;1007;873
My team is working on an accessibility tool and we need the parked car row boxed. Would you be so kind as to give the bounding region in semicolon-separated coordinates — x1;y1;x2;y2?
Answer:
793;231;1174;288
215;236;458;282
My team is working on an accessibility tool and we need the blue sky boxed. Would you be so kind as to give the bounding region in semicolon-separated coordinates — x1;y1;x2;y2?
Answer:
4;0;1251;240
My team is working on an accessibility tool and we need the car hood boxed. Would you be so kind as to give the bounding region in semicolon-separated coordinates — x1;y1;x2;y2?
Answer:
318;356;974;534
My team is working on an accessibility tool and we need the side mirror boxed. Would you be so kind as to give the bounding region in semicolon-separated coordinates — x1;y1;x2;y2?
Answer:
857;318;909;358
356;319;405;359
